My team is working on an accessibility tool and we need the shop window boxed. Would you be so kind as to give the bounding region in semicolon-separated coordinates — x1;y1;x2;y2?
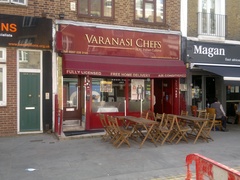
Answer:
0;48;7;106
91;78;151;113
92;78;125;113
0;0;27;5
78;0;114;18
192;75;202;108
198;0;225;37
135;0;165;23
129;79;151;112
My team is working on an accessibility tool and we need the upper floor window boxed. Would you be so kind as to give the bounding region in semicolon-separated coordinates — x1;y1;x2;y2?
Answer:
198;0;225;37
78;0;114;18
0;0;27;5
135;0;165;23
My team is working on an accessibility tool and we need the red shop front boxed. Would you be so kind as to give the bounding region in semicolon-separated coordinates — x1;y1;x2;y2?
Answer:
56;23;186;131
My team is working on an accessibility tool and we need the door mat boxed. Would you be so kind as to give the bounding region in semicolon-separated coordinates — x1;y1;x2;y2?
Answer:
64;130;104;136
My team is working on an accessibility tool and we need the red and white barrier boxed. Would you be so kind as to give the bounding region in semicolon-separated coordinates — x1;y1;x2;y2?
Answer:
186;153;240;180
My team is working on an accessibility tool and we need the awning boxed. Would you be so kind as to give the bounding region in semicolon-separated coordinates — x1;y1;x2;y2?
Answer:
197;65;240;84
62;54;186;78
197;65;240;77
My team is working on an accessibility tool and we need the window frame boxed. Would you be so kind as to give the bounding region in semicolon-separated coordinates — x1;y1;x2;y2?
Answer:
134;0;166;24
0;48;6;62
78;0;115;19
0;0;27;5
0;50;7;106
198;0;225;38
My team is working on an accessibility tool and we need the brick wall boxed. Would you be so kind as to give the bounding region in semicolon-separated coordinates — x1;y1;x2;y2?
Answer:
0;48;17;136
226;0;240;41
187;0;198;37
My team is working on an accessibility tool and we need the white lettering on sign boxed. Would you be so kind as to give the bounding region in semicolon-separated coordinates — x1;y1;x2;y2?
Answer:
193;45;225;58
65;70;101;75
158;74;186;78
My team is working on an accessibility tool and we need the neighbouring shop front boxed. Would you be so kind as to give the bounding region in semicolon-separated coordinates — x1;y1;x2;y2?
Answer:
55;22;186;131
186;40;240;117
0;14;52;136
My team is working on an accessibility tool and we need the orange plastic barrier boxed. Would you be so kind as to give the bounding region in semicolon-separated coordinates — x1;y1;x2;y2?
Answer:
186;153;240;180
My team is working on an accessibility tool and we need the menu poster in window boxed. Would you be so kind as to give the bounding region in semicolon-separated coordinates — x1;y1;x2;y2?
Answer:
131;79;144;100
100;81;112;92
235;86;239;93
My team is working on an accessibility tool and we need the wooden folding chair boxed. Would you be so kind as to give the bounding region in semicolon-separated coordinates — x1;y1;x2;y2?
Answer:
213;119;222;131
198;111;208;119
171;117;191;144
181;110;188;116
155;114;176;145
155;113;165;123
191;105;198;117
106;115;118;142
99;114;111;141
147;111;156;120
108;116;133;148
203;113;216;141
206;108;221;131
141;110;149;119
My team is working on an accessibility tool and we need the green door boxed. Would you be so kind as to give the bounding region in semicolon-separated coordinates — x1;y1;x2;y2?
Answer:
20;72;41;132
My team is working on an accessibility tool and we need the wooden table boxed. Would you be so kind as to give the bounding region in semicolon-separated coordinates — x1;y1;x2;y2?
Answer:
116;116;158;148
176;115;209;144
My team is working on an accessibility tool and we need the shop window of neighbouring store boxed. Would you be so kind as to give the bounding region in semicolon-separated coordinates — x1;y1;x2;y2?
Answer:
129;79;151;112
135;0;165;23
0;48;7;106
92;78;125;113
192;75;202;109
78;0;114;18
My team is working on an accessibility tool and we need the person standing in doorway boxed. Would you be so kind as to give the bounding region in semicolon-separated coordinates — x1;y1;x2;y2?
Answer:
211;97;228;131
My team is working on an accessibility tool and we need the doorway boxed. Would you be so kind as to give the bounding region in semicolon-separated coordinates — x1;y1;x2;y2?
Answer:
18;50;42;133
62;77;85;131
154;79;174;114
20;72;41;131
206;77;216;105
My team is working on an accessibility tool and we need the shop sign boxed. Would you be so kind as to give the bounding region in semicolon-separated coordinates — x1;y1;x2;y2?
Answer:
187;40;240;65
57;24;180;59
64;69;186;78
0;14;52;49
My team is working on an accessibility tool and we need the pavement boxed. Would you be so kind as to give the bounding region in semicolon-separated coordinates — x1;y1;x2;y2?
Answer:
1;124;240;180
